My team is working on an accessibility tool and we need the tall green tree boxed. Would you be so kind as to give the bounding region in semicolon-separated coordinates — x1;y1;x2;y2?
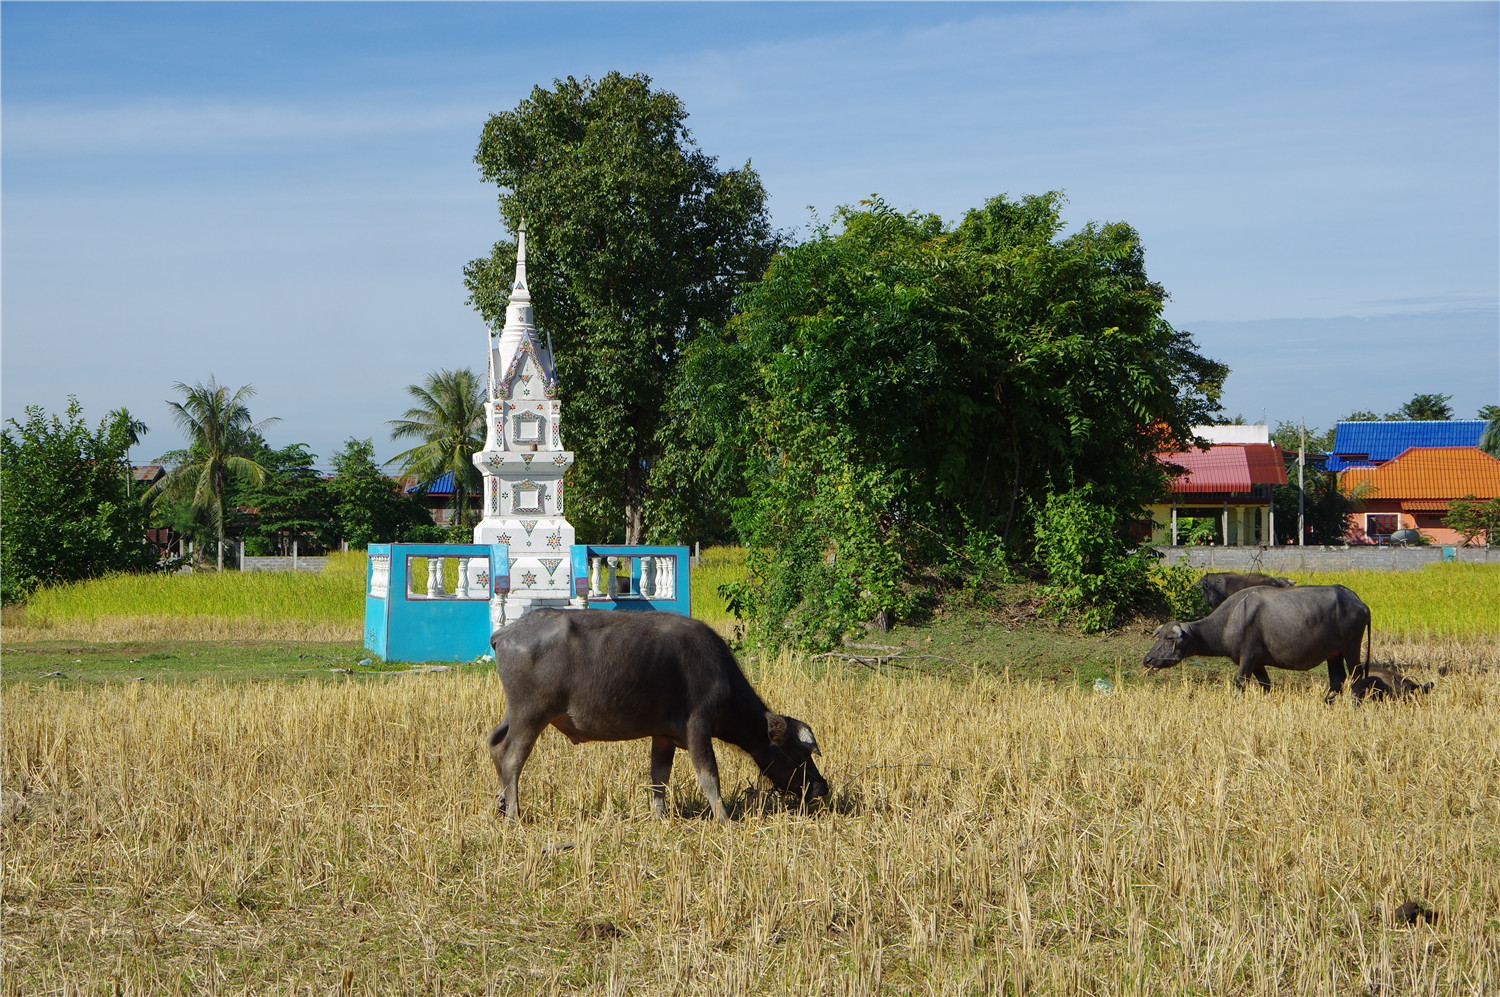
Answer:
108;406;149;497
464;72;779;544
329;437;431;547
2;399;157;602
238;443;336;556
1269;420;1335;457
150;378;279;570
387;368;485;532
687;195;1227;646
1393;392;1454;421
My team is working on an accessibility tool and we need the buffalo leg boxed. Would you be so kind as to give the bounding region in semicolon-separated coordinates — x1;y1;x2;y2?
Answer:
490;712;549;820
1234;663;1272;693
685;721;730;823
486;719;510;784
1324;655;1347;704
648;737;676;818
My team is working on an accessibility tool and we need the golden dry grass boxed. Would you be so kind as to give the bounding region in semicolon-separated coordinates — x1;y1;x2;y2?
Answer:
4;641;1498;996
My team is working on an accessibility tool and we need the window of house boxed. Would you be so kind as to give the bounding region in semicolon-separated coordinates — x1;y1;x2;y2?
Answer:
1365;514;1398;542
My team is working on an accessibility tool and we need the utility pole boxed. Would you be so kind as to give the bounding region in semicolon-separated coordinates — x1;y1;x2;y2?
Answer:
1297;418;1306;546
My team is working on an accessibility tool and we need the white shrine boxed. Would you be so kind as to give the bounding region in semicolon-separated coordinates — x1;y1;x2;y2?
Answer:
472;222;581;625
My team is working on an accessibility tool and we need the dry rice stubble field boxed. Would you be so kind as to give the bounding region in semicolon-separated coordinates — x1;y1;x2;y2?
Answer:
4;634;1499;996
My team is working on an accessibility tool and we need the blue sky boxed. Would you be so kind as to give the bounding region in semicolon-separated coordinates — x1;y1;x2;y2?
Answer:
3;2;1497;469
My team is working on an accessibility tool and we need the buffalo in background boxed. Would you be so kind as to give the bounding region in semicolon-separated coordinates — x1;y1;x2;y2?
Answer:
1196;572;1296;611
1145;584;1371;701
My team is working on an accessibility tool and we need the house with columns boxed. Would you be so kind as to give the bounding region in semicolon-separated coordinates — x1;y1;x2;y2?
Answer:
1145;426;1288;546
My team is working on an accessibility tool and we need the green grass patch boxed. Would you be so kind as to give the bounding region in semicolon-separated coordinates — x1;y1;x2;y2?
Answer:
0;640;476;685
689;544;748;622
23;550;367;627
1280;562;1500;637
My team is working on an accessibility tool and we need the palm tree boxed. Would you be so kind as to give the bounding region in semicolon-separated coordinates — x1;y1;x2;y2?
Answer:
150;378;279;570
1478;405;1500;458
108;407;149;497
387;368;486;532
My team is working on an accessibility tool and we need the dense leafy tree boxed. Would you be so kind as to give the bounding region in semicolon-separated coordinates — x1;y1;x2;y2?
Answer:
1271;472;1367;545
1269;420;1335;457
328;437;431;548
1268;420;1346;544
1343;393;1457;423
1;399;157;602
464;71;779;544
387;368;485;531
1393;392;1454;421
149;379;278;570
238;443;336;556
687;195;1227;646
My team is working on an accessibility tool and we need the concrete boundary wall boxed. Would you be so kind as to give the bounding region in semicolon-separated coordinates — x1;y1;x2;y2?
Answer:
1150;545;1498;573
241;556;327;573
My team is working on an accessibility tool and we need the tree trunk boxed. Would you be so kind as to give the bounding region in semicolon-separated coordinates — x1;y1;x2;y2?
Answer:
623;457;645;545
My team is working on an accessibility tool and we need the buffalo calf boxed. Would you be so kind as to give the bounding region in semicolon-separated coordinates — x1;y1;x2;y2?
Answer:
1350;664;1433;702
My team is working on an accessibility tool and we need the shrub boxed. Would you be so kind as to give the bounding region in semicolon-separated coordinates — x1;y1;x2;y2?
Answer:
1033;485;1160;632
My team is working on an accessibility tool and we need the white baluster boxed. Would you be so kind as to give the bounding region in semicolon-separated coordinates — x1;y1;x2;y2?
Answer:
369;556;390;598
641;556;657;598
427;558;443;598
455;557;470;598
606;557;619;597
660;556;676;598
590;557;603;597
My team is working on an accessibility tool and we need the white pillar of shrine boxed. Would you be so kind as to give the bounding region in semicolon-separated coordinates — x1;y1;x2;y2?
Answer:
472;222;581;627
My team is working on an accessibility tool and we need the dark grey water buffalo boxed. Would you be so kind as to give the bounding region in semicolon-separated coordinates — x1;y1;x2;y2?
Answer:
1349;664;1434;702
488;609;829;823
1196;572;1296;610
1144;584;1371;701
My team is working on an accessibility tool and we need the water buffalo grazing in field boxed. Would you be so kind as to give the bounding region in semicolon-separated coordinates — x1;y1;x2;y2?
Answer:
487;609;829;823
1349;664;1434;703
1143;584;1371;702
1195;572;1296;611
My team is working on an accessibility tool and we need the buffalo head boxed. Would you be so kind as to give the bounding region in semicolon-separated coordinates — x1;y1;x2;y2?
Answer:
760;712;830;807
1143;622;1189;670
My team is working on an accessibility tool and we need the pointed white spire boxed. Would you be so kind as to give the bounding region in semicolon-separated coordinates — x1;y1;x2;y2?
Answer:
512;219;530;299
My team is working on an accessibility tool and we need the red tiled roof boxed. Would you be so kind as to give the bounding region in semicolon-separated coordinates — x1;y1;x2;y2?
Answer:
1157;444;1288;494
1339;446;1500;501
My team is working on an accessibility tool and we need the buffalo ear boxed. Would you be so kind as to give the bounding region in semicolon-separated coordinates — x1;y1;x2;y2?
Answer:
794;721;821;756
766;713;789;746
1170;624;1183;639
1422;682;1435;694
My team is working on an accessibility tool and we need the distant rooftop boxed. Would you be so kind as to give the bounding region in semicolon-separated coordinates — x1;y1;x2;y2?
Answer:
1158;443;1288;493
1324;420;1487;472
1338;446;1500;505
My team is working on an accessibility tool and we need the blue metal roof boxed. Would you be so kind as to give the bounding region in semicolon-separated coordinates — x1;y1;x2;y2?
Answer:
1324;420;1487;471
407;471;459;495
